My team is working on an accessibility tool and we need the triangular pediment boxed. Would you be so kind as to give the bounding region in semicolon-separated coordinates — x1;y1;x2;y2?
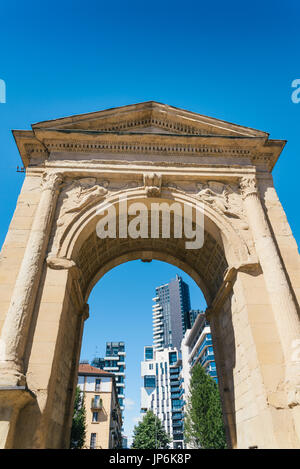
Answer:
13;101;286;171
31;101;268;138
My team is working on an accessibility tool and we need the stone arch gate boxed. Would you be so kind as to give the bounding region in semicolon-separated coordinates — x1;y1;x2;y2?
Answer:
0;102;299;448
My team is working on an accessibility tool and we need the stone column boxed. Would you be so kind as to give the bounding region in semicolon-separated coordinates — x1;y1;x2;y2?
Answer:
240;175;300;407
0;171;63;387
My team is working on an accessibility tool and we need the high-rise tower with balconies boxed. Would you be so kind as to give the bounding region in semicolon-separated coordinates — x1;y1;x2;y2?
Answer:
152;275;191;352
91;341;126;415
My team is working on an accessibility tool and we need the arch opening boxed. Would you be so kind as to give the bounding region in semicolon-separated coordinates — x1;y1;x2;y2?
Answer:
80;259;208;448
59;196;238;449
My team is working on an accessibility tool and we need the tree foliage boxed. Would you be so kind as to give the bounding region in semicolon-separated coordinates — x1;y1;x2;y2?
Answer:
184;364;227;449
70;386;86;449
131;410;170;449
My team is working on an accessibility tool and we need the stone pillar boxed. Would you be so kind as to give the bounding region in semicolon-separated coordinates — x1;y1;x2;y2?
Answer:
0;171;63;387
61;303;89;449
240;175;300;407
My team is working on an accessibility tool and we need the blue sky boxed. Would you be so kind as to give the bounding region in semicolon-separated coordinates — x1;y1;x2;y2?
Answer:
0;0;299;445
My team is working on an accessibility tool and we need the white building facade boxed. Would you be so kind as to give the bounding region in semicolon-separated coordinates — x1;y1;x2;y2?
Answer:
140;346;184;449
180;313;217;406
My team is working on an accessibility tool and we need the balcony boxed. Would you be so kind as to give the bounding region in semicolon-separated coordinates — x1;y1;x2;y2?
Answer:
170;376;179;382
152;318;163;324
172;401;184;411
153;337;164;343
172;421;183;428
91;398;103;410
170;386;180;393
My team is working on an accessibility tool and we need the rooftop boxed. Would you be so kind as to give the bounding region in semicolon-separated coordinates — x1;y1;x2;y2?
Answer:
78;363;114;376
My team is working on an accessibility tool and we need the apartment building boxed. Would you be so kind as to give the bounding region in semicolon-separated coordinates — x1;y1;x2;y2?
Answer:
77;363;122;449
140;346;184;449
180;312;217;408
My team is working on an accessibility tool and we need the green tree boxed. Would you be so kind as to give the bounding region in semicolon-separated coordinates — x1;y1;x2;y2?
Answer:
184;364;227;449
70;386;86;449
131;410;170;449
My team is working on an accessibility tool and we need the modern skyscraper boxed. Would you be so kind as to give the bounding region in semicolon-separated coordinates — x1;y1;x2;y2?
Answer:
152;275;191;352
140;346;184;449
91;341;126;415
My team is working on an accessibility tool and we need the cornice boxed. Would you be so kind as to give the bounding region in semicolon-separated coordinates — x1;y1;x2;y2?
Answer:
43;138;254;157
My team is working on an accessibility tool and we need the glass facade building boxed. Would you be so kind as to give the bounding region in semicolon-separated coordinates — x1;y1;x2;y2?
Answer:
152;275;192;352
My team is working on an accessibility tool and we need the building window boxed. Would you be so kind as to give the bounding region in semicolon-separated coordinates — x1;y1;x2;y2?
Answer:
144;376;156;388
169;352;177;364
92;395;102;409
95;379;101;392
90;433;97;449
92;411;99;422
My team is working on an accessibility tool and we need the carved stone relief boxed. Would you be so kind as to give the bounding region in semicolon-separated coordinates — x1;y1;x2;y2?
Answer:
195;181;240;218
143;173;162;197
193;180;257;258
48;178;109;257
48;177;144;257
61;178;108;215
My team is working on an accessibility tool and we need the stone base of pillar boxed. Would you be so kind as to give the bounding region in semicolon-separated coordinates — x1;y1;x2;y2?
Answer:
0;387;36;448
0;364;26;388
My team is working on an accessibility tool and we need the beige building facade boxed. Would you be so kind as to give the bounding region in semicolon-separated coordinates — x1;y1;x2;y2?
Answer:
77;363;122;449
0;102;299;448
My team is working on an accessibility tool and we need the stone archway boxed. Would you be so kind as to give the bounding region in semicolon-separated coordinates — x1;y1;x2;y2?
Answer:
0;102;299;448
